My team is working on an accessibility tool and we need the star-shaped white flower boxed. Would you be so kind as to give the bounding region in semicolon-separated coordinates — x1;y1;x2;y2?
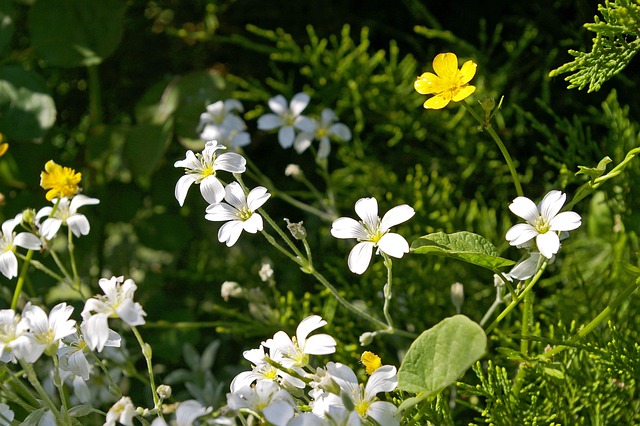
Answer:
105;396;136;426
505;190;581;259
174;141;246;206
81;276;146;352
331;197;415;274
205;182;271;247
0;214;41;279
36;195;100;240
294;108;351;158
257;93;316;148
19;302;76;363
227;380;296;426
0;309;30;363
262;315;337;369
150;400;213;426
197;99;246;133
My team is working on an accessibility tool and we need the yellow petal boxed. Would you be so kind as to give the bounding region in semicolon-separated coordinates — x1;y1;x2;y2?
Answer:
414;72;444;94
432;53;459;80
459;60;477;84
451;85;476;102
424;93;452;109
0;143;8;157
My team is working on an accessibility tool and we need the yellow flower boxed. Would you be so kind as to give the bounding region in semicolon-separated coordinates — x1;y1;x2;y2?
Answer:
414;52;477;109
0;133;7;157
40;160;82;201
361;351;382;374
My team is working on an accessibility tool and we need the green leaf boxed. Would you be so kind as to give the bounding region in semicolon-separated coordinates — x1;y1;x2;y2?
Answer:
68;404;97;417
0;65;56;140
28;0;125;68
576;156;612;181
398;315;486;395
411;231;514;271
0;0;14;54
123;121;172;182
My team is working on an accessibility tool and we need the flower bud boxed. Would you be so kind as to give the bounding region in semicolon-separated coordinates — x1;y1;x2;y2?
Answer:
359;332;375;346
478;97;496;114
221;281;243;301
156;384;172;400
285;163;302;178
451;282;464;313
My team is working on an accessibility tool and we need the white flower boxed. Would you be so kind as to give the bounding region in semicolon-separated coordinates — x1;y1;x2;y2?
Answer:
0;309;30;363
197;99;246;133
331;197;415;274
36;195;100;240
18;302;76;363
58;323;121;380
205;182;271;247
0;402;14;426
227;380;296;426
505;190;581;259
104;396;136;426
257;93;316;148
201;125;251;150
294;109;351;158
262;315;337;369
150;400;213;426
313;362;398;426
174;141;247;206
230;345;305;392
82;276;146;352
0;214;41;279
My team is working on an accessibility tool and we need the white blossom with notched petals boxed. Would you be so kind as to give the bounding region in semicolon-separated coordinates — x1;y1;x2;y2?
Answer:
505;190;581;259
104;396;136;426
230;345;305;392
205;182;270;247
262;315;336;369
0;214;41;279
331;197;415;274
0;309;30;363
18;302;76;363
36;195;100;240
227;380;296;426
257;93;316;148
294;108;351;158
174;141;246;206
82;276;146;352
150;400;213;426
198;99;246;133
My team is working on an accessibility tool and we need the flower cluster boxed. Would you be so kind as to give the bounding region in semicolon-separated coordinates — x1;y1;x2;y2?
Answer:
221;315;400;426
198;99;251;150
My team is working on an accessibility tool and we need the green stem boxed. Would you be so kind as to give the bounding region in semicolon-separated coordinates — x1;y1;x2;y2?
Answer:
131;326;160;409
20;361;63;423
11;249;34;310
52;354;71;424
382;253;394;329
485;259;548;334
520;291;533;356
87;64;103;125
67;227;81;292
461;100;523;197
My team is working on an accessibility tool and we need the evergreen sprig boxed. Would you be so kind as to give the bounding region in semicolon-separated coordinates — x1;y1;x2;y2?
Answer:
549;0;640;92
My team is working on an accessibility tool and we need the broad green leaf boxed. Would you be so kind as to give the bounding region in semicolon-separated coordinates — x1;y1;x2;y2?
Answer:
411;231;514;271
123;121;172;181
576;156;612;181
0;0;14;54
397;315;486;395
0;65;56;140
28;0;125;67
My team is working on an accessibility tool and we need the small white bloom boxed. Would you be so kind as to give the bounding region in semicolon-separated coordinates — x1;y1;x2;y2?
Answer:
104;396;136;426
36;195;100;240
205;182;271;247
197;99;246;133
150;399;213;426
201;125;251;150
331;197;415;274
0;309;31;363
58;323;121;380
18;302;76;363
0;402;14;426
0;214;41;279
294;109;351;158
82;276;146;352
174;141;247;206
259;263;274;282
313;362;398;426
258;93;316;148
262;315;337;368
227;380;296;426
230;345;305;392
505;190;581;259
284;164;302;177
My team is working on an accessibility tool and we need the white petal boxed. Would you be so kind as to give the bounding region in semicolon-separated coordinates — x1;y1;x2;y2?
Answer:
230;131;251;147
317;138;331;159
13;232;42;250
224;181;247;209
83;314;110;352
294;116;316;133
329;122;351;141
536;232;560;259
200;176;225;204
36;206;53;222
549;211;581;232
41;218;62;240
366;401;399;426
268;95;289;115
175;175;196;206
347;242;374;274
215;152;247;173
278;126;295;148
218;221;245;247
67;215;91;237
263;400;294;426
354;197;379;227
69;194;100;211
242;214;263;234
377;233;410;258
174;150;199;169
539;190;566;221
0;251;17;279
364;365;398;396
296;315;326;344
294;133;313;154
289;92;310;116
205;203;238;222
320;108;337;123
508;253;542;281
175;400;212;426
224;99;244;113
509;196;539;224
505;223;538;246
331;217;367;240
115;299;146;326
257;113;283;130
380;205;415;230
303;334;336;355
247;187;270;211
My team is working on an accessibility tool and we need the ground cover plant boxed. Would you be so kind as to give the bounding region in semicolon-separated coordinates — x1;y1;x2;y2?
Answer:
0;0;639;424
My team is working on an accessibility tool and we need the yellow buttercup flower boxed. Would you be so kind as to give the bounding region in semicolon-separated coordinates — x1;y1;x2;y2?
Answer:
415;52;477;109
361;350;382;374
40;160;82;201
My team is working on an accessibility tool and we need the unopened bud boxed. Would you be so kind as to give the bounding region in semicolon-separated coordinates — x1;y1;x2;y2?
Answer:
21;209;36;228
478;97;496;114
156;384;172;400
284;218;307;240
451;282;464;313
284;164;302;178
359;332;375;346
221;281;243;301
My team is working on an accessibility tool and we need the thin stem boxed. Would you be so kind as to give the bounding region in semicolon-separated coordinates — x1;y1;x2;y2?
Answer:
382;253;394;329
131;326;160;409
461;100;523;197
67;227;81;291
87;64;103;125
52;354;71;424
520;291;533;356
485;259;548;334
20;361;63;423
11;249;34;310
